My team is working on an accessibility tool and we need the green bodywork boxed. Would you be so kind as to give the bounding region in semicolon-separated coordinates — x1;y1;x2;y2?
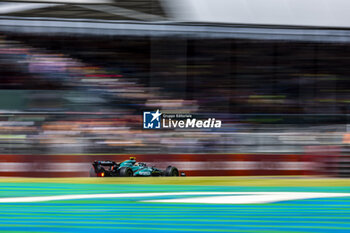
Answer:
119;159;163;176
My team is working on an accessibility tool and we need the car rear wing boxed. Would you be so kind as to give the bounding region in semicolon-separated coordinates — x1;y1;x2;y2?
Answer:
92;160;119;166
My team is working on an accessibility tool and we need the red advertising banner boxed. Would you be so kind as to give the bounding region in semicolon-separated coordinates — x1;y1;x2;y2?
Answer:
0;154;320;177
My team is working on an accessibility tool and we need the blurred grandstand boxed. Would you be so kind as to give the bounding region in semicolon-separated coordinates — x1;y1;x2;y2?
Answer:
2;3;350;233
0;0;349;176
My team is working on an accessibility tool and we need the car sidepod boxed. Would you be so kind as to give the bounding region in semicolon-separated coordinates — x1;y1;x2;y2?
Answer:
133;167;153;176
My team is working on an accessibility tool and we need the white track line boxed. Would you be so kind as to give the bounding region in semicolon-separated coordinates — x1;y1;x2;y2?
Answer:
143;192;350;204
0;192;350;204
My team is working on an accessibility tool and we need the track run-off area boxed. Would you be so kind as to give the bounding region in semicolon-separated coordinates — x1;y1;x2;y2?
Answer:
0;177;350;233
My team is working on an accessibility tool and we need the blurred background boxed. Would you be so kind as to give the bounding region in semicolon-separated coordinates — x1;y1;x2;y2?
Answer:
0;0;349;176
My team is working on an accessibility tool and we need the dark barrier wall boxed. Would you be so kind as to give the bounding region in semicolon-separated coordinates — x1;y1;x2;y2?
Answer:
0;154;320;177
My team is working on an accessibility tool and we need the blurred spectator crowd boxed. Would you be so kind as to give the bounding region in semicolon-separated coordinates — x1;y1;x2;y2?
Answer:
0;34;349;155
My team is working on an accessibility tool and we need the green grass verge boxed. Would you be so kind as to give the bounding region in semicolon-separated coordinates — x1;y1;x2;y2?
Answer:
0;176;349;186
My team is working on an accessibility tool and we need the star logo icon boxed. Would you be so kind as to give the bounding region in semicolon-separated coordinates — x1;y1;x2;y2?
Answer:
143;110;162;129
150;109;162;122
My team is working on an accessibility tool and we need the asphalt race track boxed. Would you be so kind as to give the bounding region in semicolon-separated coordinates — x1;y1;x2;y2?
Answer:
0;177;350;233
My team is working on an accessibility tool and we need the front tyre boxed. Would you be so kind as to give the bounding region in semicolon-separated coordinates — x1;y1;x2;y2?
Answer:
120;167;133;177
165;166;179;176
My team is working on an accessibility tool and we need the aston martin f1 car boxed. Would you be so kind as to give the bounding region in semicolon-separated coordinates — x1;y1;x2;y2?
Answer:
90;157;184;177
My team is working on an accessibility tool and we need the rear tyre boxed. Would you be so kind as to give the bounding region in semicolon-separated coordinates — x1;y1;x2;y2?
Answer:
120;167;133;177
89;167;97;177
165;166;179;176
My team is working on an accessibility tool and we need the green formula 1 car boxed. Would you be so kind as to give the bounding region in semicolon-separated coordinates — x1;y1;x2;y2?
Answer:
90;157;184;177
